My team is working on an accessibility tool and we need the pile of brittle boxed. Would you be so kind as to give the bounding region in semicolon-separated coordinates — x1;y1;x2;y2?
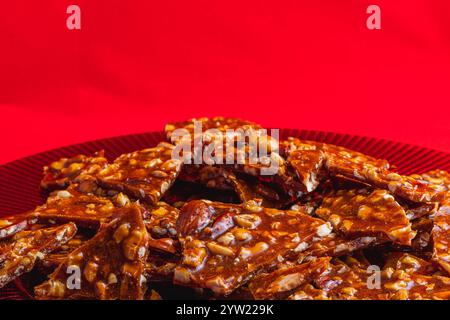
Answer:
1;116;450;300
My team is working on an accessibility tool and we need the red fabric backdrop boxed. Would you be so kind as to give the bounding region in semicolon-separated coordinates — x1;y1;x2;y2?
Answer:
0;0;449;164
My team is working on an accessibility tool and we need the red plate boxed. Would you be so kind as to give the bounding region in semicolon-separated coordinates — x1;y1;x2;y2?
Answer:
1;129;449;299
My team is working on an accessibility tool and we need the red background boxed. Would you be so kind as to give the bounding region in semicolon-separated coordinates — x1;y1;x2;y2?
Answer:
0;0;449;164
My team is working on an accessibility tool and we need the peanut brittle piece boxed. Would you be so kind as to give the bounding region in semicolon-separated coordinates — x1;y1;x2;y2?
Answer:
169;117;289;183
165;117;263;142
181;135;288;182
0;223;77;288
282;137;445;202
383;252;438;276
228;150;287;178
97;142;182;205
286;149;326;193
297;234;380;261
281;137;390;170
323;143;389;170
431;199;450;274
254;255;368;300
258;254;373;300
32;188;123;228
326;156;445;203
0;212;36;239
316;189;416;246
248;258;330;300
289;258;450;300
400;274;450;299
412;170;450;192
174;200;333;295
382;268;450;299
38;232;94;272
168;118;297;201
290;262;376;300
288;261;388;300
41;151;108;191
34;204;149;300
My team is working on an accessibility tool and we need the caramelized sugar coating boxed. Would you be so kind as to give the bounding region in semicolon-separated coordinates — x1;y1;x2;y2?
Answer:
316;189;416;245
34;205;149;300
289;257;450;300
282;137;446;203
97;143;182;205
432;199;450;275
174;200;332;295
248;258;330;300
41;151;108;191
32;187;123;228
0;212;36;240
0;223;77;288
165;117;262;142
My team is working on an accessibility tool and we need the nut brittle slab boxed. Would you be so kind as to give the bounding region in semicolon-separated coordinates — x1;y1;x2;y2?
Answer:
0;212;36;240
32;188;123;229
286;149;326;193
282;137;445;203
431;199;450;275
296;234;380;262
165;117;263;142
174;200;332;295
168;117;291;192
36;229;97;274
326;156;446;203
280;137;390;170
248;257;330;300
289;258;450;300
316;189;416;246
34;205;149;300
412;170;450;193
41;151;108;191
383;252;439;276
0;223;77;289
97;142;182;205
